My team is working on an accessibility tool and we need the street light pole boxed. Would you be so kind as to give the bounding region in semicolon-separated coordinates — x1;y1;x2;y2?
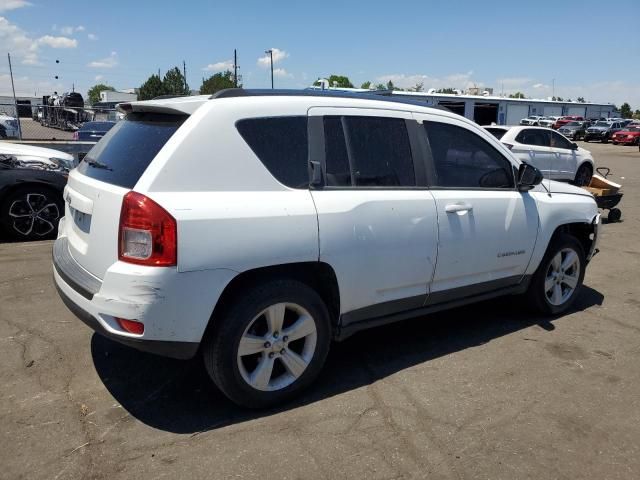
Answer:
265;49;274;89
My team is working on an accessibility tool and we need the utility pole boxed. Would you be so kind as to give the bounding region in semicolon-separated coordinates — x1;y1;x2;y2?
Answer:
183;60;187;93
265;49;274;89
552;78;555;100
7;53;22;140
233;49;238;88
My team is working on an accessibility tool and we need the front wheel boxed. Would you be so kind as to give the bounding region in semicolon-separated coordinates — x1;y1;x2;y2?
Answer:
528;234;586;315
203;279;331;408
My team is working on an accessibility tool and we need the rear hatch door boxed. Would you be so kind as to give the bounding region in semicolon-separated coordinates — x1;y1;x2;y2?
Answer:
62;112;187;279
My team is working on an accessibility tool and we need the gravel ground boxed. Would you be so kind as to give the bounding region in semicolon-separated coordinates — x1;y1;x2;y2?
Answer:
0;141;639;480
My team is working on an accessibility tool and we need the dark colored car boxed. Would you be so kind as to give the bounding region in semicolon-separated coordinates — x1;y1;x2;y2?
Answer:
558;121;589;141
73;121;116;141
553;115;584;130
0;154;67;240
611;126;640;145
584;121;624;143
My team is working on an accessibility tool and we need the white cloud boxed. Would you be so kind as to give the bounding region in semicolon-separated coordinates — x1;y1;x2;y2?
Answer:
37;35;77;48
0;0;31;13
59;25;85;35
273;68;292;78
87;33;97;41
203;60;233;72
376;71;480;90
94;74;104;81
88;51;118;68
257;48;289;67
0;16;76;66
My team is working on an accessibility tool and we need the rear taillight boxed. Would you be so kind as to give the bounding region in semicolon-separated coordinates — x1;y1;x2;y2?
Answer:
118;192;177;266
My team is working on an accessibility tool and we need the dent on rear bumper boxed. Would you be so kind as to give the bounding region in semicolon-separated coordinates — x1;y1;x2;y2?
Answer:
53;237;238;350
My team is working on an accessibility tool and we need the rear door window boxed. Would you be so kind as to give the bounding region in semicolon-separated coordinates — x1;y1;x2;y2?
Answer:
323;115;415;187
77;112;187;188
515;128;550;147
236;116;309;189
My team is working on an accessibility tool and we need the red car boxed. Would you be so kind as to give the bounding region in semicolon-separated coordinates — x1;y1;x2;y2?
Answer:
611;126;640;145
553;115;585;129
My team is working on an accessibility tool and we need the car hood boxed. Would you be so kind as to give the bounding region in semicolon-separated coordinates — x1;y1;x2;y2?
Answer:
616;130;640;135
531;180;593;197
588;126;609;131
0;142;73;160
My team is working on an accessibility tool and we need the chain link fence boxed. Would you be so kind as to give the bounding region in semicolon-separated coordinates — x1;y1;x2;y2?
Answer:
0;103;118;141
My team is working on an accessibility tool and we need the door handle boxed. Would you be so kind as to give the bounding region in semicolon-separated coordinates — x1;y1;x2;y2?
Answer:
445;203;473;213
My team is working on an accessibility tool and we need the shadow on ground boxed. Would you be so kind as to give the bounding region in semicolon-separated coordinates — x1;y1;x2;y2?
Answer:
91;285;604;434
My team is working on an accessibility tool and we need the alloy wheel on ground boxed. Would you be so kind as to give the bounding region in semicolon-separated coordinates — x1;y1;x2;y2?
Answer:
544;248;581;306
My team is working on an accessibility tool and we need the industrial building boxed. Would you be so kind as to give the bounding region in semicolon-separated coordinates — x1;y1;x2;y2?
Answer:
387;90;618;125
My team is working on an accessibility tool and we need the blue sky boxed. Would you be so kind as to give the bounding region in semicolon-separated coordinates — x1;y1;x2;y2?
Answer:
1;0;639;106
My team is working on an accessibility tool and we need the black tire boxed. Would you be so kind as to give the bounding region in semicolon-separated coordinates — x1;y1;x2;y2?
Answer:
528;234;586;316
601;136;608;144
0;186;63;241
608;208;622;222
574;163;593;187
203;279;332;409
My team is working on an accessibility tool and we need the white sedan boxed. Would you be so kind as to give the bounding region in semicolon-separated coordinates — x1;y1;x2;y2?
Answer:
0;142;75;171
484;126;594;185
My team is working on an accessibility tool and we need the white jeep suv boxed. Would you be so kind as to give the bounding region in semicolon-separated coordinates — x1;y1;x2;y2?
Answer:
53;90;600;408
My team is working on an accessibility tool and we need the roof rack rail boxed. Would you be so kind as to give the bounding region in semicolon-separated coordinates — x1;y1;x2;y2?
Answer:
208;88;445;110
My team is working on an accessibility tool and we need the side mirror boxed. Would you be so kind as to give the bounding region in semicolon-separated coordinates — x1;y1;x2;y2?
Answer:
571;142;578;150
517;162;544;191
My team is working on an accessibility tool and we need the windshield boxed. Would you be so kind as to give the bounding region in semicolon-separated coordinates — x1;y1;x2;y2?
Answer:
566;122;581;126
595;121;610;127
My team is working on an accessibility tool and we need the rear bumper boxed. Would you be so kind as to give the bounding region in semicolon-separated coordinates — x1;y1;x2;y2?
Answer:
54;279;199;359
52;236;237;359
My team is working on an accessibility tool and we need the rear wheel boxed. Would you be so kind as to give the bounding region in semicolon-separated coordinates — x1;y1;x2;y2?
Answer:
528;234;586;315
574;164;593;187
203;279;331;408
0;186;63;241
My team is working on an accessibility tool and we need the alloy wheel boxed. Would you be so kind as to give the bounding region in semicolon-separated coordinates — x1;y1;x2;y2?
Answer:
237;302;317;392
8;193;60;237
544;248;581;306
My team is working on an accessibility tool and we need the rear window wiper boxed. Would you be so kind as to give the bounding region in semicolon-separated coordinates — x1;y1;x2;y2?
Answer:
83;158;112;171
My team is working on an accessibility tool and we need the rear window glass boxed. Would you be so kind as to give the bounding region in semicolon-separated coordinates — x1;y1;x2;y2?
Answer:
236;116;309;189
76;113;186;188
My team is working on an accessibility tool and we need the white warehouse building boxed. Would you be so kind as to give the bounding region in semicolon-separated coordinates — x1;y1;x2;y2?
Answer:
387;91;617;125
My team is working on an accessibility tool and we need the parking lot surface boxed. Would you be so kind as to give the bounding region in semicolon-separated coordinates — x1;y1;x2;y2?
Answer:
1;142;639;479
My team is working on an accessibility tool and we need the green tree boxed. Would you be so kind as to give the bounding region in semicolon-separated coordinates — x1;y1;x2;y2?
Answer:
634;109;640;119
163;67;190;96
386;80;395;91
87;83;115;105
577;96;585;103
619;102;632;118
327;75;354;88
200;70;237;95
436;88;456;94
375;83;386;90
360;81;372;89
413;82;424;92
138;74;165;100
509;91;526;99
